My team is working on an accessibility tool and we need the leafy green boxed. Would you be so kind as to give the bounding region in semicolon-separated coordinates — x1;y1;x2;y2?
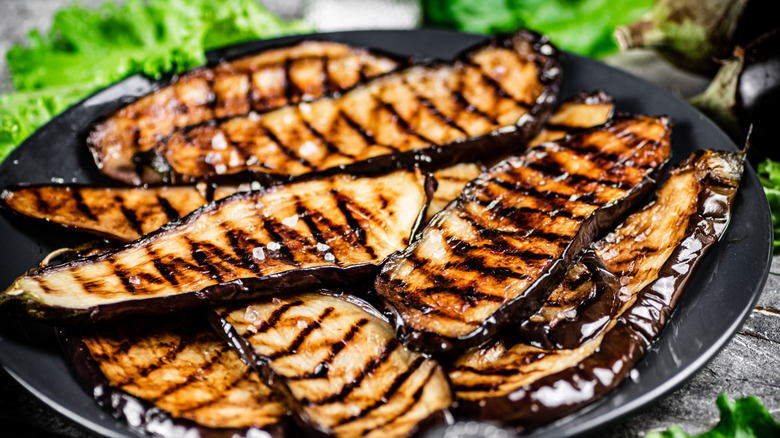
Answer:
758;159;780;252
0;0;310;162
422;0;653;58
646;394;780;438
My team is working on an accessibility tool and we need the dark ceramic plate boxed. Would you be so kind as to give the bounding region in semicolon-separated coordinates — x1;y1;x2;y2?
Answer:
0;30;772;438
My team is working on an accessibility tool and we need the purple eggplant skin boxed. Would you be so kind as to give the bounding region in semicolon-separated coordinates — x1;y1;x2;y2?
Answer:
58;318;290;438
736;28;780;164
509;248;621;351
208;290;455;438
455;148;745;430
143;30;561;186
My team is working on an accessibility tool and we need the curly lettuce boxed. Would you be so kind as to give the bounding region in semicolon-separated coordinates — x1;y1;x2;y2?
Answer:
0;0;310;162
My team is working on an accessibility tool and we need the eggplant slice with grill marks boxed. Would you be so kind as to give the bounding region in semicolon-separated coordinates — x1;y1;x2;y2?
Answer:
0;169;432;323
146;30;560;184
1;184;241;243
88;41;405;185
375;115;672;354
61;315;288;437
450;148;745;430
211;291;454;438
427;91;614;221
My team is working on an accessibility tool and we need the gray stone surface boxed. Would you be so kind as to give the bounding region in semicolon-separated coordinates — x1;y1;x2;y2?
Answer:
0;1;778;437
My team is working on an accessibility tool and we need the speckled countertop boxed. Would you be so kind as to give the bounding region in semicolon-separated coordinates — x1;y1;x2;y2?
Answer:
1;1;778;437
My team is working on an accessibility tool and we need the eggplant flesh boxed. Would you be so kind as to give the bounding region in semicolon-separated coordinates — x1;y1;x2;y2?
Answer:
1;184;240;243
212;291;453;438
61;316;288;437
88;41;404;185
0;169;432;323
427;91;615;222
375;115;672;354
450;148;744;430
149;31;560;184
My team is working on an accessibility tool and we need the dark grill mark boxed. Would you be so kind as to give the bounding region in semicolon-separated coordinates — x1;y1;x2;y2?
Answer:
261;218;303;265
243;299;305;337
321;56;333;95
339;110;385;150
149;345;230;403
156;195;181;222
107;255;136;296
489;177;600;206
303;338;400;406
178;367;255;414
187;238;224;282
266;306;336;360
466;60;531;109
116;196;144;236
335;356;427;426
151;250;180;287
285;318;370;381
300;117;355;160
330;190;370;250
295;201;326;245
361;363;438;434
72;190;98;221
260;124;315;170
223;226;261;273
114;334;193;387
404;78;468;136
374;96;437;145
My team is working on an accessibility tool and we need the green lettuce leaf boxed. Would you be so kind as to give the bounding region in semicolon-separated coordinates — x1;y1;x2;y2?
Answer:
646;394;780;438
0;0;310;162
422;0;653;58
758;159;780;252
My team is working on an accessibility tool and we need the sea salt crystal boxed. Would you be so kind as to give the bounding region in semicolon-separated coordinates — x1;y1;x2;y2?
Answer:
282;215;298;227
252;247;265;260
299;141;319;157
267;242;281;251
324;253;336;262
211;132;228;150
316;242;330;252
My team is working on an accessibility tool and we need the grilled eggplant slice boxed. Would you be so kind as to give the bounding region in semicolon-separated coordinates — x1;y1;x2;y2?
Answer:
1;184;240;242
427;91;614;221
61;315;288;437
375;115;672;353
0;169;432;323
450;148;745;430
148;31;560;184
212;291;453;438
88;41;404;185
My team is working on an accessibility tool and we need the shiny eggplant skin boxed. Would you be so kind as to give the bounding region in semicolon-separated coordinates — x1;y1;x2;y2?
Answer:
375;115;672;354
60;315;289;438
0;169;432;323
211;291;454;438
147;30;560;184
426;91;614;222
510;248;620;350
88;41;405;185
450;148;745;430
1;184;240;243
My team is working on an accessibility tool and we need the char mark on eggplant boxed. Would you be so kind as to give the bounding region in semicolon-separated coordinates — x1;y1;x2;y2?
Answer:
88;41;405;185
148;31;560;184
1;169;432;323
1;184;241;243
375;115;672;354
212;291;453;438
450;148;745;431
428;90;615;222
62;315;288;436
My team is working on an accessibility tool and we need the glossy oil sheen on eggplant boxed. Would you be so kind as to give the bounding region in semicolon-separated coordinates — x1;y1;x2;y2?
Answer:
88;40;404;185
212;291;453;438
1;184;241;242
426;91;615;221
450;148;744;430
375;115;672;353
62;315;288;437
149;31;560;184
0;169;431;322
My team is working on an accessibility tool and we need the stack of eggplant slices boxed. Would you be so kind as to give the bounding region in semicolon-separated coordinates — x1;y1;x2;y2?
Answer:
0;30;745;438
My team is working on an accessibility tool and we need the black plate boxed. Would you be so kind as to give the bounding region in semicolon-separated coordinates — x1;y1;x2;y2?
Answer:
0;29;772;438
